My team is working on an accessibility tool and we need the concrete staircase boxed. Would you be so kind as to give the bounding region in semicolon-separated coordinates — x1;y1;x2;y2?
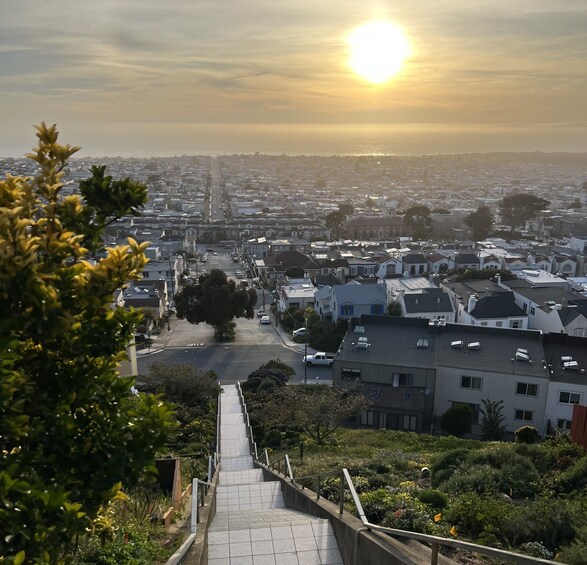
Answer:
208;385;344;565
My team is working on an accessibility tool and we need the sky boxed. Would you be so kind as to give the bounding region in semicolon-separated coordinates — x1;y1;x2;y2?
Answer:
2;0;587;156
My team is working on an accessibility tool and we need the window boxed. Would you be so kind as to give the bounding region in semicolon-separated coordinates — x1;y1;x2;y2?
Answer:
371;304;384;315
515;409;533;422
340;304;354;316
461;376;482;390
361;411;374;427
570;328;584;337
516;382;539;397
557;419;572;431
402;415;417;431
392;373;414;386
403;391;412;401
510;320;520;328
495;321;503;327
341;368;361;381
530;307;536;315
370;388;380;401
559;391;581;404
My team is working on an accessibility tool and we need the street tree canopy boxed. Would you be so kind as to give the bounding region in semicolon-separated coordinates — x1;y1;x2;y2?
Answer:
262;385;369;445
499;193;549;233
325;202;354;240
464;206;493;241
174;268;257;340
0;124;175;563
403;205;432;240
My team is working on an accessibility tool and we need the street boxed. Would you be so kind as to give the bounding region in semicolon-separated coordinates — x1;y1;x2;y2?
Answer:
137;246;332;385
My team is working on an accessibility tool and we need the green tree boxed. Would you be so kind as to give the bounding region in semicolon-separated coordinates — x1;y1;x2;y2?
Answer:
139;363;220;454
499;193;550;233
174;268;257;340
479;399;506;440
464;206;494;241
263;385;369;445
440;404;474;437
285;266;305;278
325;202;354;240
387;300;402;316
0;124;175;563
404;205;432;240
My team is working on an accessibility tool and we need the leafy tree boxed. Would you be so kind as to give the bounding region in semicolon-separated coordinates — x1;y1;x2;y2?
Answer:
308;319;347;352
325;202;354;240
174;268;257;340
0;124;175;563
404;205;432;240
464;206;493;241
138;363;220;454
440;404;474;437
499;193;550;233
263;385;369;445
479;399;506;440
387;300;402;316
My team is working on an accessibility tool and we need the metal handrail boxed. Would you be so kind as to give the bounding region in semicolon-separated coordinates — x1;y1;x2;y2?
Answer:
255;457;557;565
257;450;294;481
236;381;260;460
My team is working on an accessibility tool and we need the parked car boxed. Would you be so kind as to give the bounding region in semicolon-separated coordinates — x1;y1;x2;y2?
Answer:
292;327;309;337
259;315;271;325
303;352;335;366
257;309;267;318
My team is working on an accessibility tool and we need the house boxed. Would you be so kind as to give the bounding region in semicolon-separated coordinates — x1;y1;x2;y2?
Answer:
426;252;450;273
501;278;587;336
399;288;455;323
374;255;403;279
333;316;551;436
542;334;587;434
450;252;480;271
441;278;527;328
317;282;387;323
276;277;316;313
462;292;529;329
402;253;428;276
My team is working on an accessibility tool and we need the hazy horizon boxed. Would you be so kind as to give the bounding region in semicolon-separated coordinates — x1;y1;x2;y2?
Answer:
2;122;587;159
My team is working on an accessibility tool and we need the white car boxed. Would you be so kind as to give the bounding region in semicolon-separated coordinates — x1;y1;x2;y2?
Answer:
259;315;271;325
292;327;309;337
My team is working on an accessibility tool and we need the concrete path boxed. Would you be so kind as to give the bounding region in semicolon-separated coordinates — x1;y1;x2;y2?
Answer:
208;385;343;565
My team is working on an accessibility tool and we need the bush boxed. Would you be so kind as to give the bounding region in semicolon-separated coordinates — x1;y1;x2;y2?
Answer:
440;404;474;437
515;426;539;444
418;489;448;509
431;448;471;486
555;455;587;493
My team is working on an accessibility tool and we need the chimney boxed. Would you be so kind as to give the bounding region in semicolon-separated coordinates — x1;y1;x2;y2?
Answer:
468;294;478;312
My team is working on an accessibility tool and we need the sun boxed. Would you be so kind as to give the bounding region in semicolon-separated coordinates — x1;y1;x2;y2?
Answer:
348;21;410;84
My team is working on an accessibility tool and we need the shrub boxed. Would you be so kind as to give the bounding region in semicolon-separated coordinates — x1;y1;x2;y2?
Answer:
555;455;587;493
440;404;474;437
515;426;539;444
440;464;502;495
431;448;471;486
418;489;448;509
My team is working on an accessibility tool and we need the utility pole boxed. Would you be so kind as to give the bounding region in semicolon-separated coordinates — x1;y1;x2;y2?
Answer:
304;318;308;384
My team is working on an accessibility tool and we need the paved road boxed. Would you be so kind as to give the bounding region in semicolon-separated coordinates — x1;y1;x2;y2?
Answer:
138;247;332;384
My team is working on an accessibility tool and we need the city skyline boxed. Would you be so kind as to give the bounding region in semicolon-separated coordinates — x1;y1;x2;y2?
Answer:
2;0;587;156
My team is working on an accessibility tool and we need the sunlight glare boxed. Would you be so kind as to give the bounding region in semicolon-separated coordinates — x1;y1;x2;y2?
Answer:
348;21;410;84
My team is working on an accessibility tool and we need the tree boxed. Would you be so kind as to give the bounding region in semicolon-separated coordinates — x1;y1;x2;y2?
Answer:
404;205;432;240
174;268;257;340
387;300;403;316
465;206;494;241
479;399;506;440
499;193;550;233
285;266;305;278
440;404;474;437
325;202;354;240
0;124;175;563
263;385;369;445
139;363;220;454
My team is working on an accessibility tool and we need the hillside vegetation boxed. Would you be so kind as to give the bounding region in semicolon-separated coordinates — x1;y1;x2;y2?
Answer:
269;427;587;563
